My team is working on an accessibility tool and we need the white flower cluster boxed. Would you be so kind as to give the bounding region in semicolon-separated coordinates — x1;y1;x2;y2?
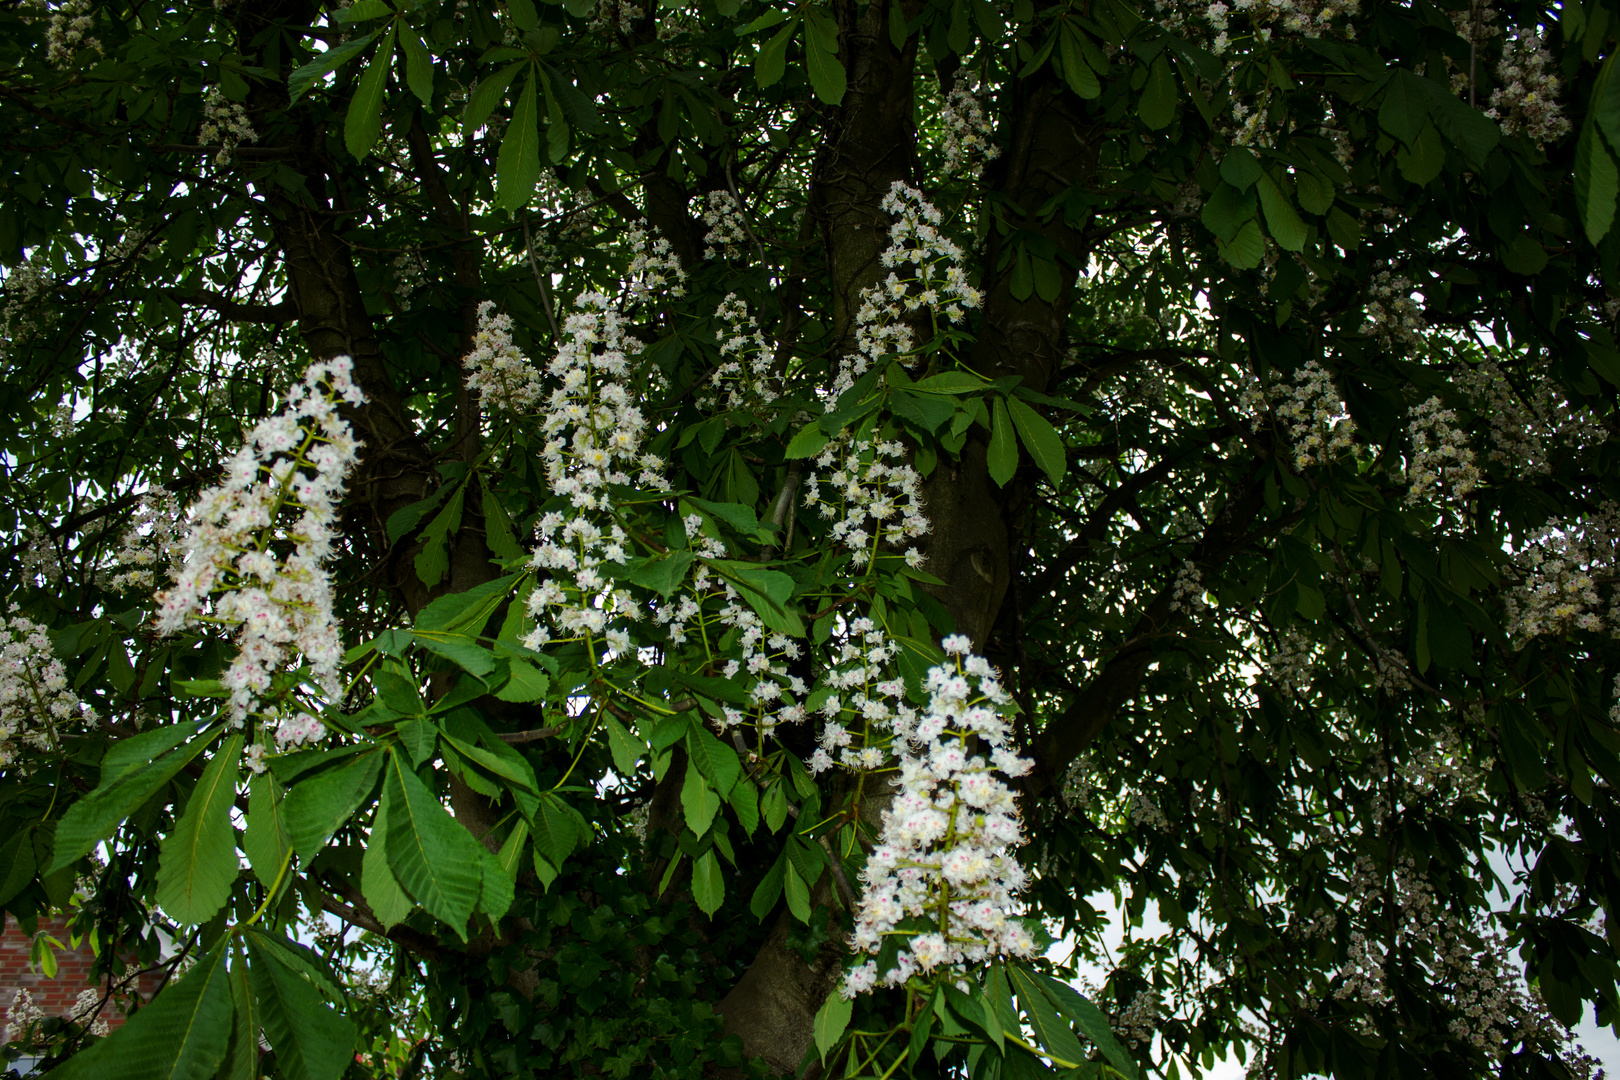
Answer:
1489;31;1570;149
1;257;55;359
108;488;186;593
1113;990;1163;1050
699;190;750;261
199;87;256;166
21;0;102;68
702;294;781;414
1359;270;1426;350
70;989;109;1037
1451;357;1602;479
1168;559;1208;612
938;83;999;176
844;638;1037;995
1263;626;1317;697
1274;359;1357;470
1404;396;1480;503
589;0;639;35
712;574;807;740
1129;790;1171;832
807;616;908;775
1;609;96;768
523;232;680;649
391;250;428;307
1503;503;1620;642
5;989;43;1045
464;301;543;416
801;437;928;569
155;357;364;724
833;183;982;401
1162;0;1359;57
20;525;61;586
622;223;687;305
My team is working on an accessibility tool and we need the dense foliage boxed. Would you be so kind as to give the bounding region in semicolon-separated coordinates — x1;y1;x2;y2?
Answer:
1;0;1619;1076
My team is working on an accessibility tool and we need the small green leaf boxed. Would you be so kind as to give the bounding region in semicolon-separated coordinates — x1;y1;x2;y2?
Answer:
361;789;413;929
1006;398;1066;486
805;42;847;105
1036;972;1139;1078
756;18;796;88
345;25;396;161
283;749;384;862
1219;146;1263;190
1217;217;1265;268
1501;233;1548;275
43;939;233;1080
1378;70;1428;145
383;748;484;939
687;727;742;796
626;551;695;599
692;849;725;915
1009;247;1034;300
246;934;358;1080
1058;26;1100;98
813;992;852;1062
1139;55;1177;130
287;31;379;103
462;61;524;138
1255;173;1306;252
532;792;580;868
494;659;550;702
496;73;542;210
1579;118;1619;245
242;771;292;888
401;33;434;105
988;398;1017;486
783;859;811;922
52;728;215;872
785;424;831;459
604;715;643;776
681;761;722;835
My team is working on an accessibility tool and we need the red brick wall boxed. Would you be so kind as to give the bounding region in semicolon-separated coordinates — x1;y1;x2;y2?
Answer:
0;916;164;1031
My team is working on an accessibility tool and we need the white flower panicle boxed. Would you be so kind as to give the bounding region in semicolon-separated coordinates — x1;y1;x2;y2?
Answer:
108;488;186;593
1489;31;1570;148
70;989;109;1037
589;0;639;35
0;610;96;768
1360;270;1426;350
702;294;781;414
20;0;103;68
1168;559;1208;612
154;357;364;723
1405;396;1480;503
1;257;55;358
464;301;544;416
5;989;43;1045
1452;356;1602;479
199;87;256;166
833;183;981;402
844;638;1036;996
622;223;687;305
1504;502;1620;642
523;228;678;651
1263;626;1317;697
1158;0;1360;57
1275;359;1357;470
939;82;1000;176
699;190;750;261
20;525;62;586
801;437;928;569
807;616;909;775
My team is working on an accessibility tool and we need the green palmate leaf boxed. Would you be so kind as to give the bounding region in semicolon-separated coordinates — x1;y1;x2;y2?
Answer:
401;32;433;105
287;31;379;102
681;760;722;835
44;938;233;1080
805;41;847;105
414;483;465;587
1396;122;1445;185
988;397;1018;486
496;73;542;210
102;722;202;783
0;830;35;906
686;726;741;795
1006;398;1066;486
242;771;291;888
1036;972;1139;1078
1255;173;1307;251
51;726;216;872
345;24;396;161
756;18;796;88
462;61;524;137
497;819;530;876
1421;76;1499;167
361;789;413;929
1578;118;1619;245
156;733;243;925
813;991;852;1062
1058;26;1100;98
246;934;358;1080
1219;146;1262;190
282;748;384;862
416;571;520;634
1295;170;1334;215
1139;55;1177;130
382;748;484;938
626;550;694;598
692;848;725;916
541;71;570;163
